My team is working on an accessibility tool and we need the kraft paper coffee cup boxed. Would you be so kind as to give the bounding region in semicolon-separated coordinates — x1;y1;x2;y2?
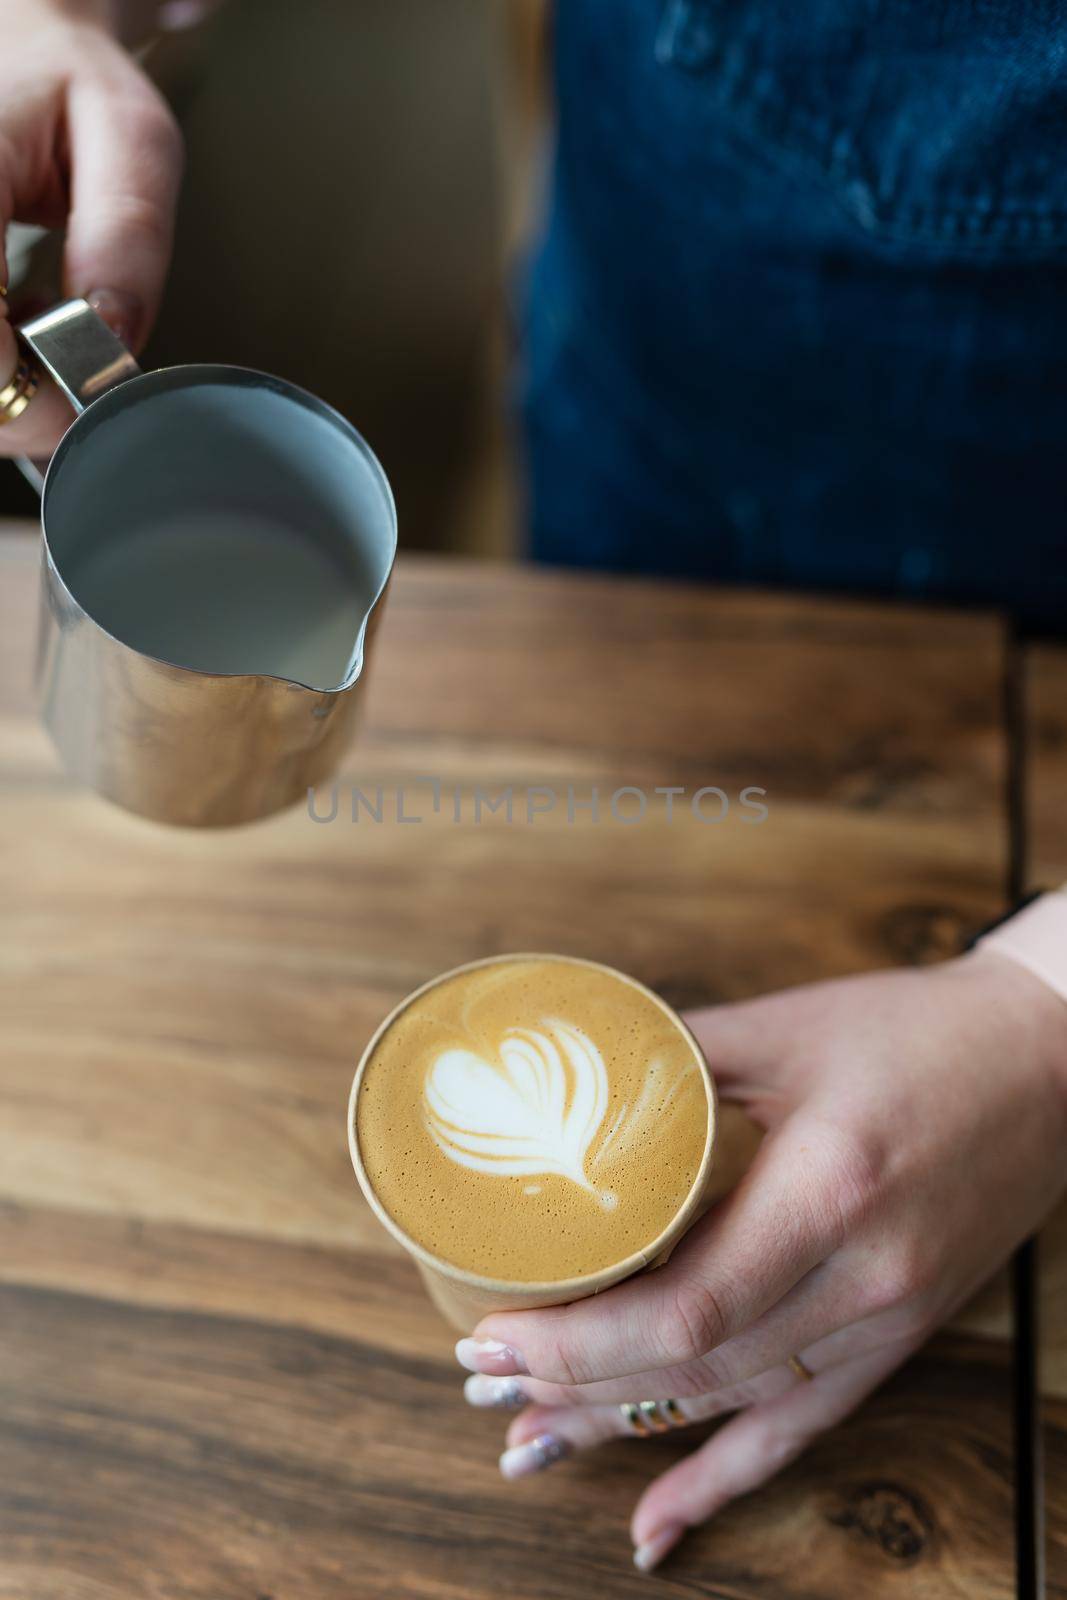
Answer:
347;953;718;1332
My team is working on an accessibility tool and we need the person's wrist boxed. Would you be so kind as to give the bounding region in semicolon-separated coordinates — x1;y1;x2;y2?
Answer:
954;945;1067;1130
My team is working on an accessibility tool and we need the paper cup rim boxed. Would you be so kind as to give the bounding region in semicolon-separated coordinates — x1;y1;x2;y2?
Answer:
347;951;718;1300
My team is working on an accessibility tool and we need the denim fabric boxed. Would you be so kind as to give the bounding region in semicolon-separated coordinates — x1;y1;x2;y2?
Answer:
520;0;1067;633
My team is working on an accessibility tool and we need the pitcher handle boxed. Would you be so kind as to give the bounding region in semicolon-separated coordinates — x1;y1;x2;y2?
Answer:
14;297;141;493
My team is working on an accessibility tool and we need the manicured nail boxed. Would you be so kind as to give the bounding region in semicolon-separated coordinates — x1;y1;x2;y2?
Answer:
464;1374;527;1409
499;1433;570;1480
159;0;212;28
86;289;142;352
633;1523;685;1573
455;1337;528;1376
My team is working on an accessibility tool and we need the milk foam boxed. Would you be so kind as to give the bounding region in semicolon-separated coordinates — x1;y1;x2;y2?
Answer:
423;1021;617;1208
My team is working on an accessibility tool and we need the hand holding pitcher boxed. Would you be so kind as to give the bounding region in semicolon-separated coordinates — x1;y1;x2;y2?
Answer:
0;0;183;456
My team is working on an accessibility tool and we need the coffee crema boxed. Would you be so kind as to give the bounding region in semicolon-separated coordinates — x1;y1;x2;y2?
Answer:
354;956;711;1282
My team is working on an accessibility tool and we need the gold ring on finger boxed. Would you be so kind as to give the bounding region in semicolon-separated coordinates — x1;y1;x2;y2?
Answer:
0;356;40;426
787;1354;815;1383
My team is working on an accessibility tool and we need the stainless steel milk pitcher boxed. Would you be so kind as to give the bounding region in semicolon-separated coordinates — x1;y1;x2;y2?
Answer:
17;298;397;827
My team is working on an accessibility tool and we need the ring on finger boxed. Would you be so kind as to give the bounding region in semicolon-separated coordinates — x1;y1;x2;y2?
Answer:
787;1354;816;1383
620;1398;687;1437
0;355;40;426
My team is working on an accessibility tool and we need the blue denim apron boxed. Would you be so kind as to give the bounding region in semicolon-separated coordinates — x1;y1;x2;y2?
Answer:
520;0;1067;632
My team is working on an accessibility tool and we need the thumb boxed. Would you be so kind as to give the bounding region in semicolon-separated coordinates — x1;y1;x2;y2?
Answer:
682;988;805;1108
62;66;183;352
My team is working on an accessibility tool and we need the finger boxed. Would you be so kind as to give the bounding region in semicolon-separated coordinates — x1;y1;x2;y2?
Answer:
461;1367;734;1412
464;1117;845;1385
681;976;845;1101
681;994;796;1094
462;1262;905;1411
492;1383;791;1481
504;1364;796;1452
0;349;76;456
63;67;183;352
463;1363;740;1412
0;227;14;419
629;1336;919;1572
0;227;75;460
462;1254;879;1405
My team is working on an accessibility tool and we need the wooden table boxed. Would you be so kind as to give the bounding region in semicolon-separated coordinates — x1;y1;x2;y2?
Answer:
0;523;1047;1598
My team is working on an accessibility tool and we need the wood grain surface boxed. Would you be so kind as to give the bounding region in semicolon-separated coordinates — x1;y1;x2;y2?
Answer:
1023;642;1067;1599
0;524;1025;1597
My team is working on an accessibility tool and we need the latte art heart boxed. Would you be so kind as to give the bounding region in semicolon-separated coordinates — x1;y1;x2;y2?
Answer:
423;1021;618;1208
357;955;711;1283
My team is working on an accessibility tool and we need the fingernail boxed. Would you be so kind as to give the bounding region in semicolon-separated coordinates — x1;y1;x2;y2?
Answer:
463;1374;527;1409
633;1523;685;1573
455;1337;528;1376
86;289;142;351
159;0;212;29
499;1433;570;1480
